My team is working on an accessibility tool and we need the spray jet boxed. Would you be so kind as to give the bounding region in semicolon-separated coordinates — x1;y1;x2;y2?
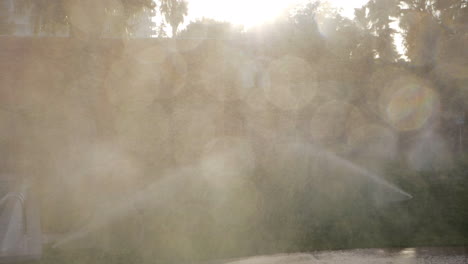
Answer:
0;141;413;260
48;141;412;249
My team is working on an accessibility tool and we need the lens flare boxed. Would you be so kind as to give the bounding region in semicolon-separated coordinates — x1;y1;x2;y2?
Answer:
107;59;160;112
315;13;337;39
265;56;318;111
171;100;220;166
114;103;170;157
107;44;187;111
199;46;256;101
310;100;364;149
245;108;298;141
201;136;255;186
386;78;439;131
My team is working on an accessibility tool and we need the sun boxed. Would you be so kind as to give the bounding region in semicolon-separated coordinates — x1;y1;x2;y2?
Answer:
187;0;298;29
185;0;371;30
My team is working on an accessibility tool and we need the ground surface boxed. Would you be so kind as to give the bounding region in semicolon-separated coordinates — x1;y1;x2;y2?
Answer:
221;247;468;264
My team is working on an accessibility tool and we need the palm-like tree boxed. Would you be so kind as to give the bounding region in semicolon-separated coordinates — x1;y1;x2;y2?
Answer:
159;0;188;37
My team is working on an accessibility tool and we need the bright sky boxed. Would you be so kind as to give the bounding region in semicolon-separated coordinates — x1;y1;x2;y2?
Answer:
180;0;407;59
184;0;371;29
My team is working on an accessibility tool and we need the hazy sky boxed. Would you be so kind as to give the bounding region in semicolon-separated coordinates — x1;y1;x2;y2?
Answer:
184;0;371;29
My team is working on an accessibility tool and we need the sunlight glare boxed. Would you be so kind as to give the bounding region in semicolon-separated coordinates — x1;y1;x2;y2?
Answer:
186;0;370;29
187;0;297;29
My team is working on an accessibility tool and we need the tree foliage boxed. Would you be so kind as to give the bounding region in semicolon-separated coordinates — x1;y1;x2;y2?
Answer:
12;0;187;37
160;0;188;37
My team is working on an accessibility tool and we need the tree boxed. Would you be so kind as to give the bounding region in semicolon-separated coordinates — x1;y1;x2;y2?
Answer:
354;0;401;62
13;0;157;37
179;18;243;39
398;0;467;66
159;0;188;37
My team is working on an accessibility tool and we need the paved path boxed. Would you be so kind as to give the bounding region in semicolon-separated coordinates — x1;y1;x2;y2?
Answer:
221;247;468;264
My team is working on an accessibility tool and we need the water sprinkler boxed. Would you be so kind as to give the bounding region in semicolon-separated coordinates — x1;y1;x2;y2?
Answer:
0;180;42;263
